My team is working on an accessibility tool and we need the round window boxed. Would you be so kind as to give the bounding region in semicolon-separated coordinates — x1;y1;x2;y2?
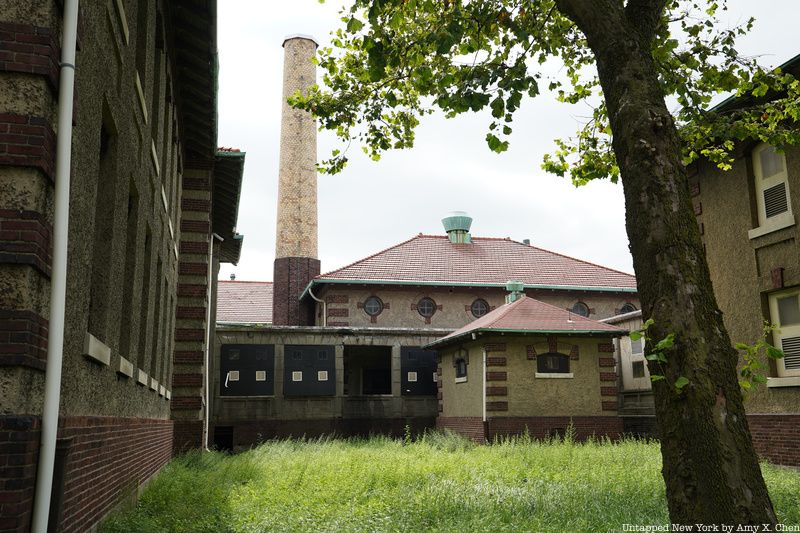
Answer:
571;302;590;317
417;297;437;318
470;298;489;318
620;302;637;314
363;296;384;317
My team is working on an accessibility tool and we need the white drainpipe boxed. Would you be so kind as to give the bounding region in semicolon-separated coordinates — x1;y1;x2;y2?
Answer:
307;285;325;326
31;1;80;531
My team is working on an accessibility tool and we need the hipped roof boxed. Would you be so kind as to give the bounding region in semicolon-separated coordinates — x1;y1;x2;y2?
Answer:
424;295;626;349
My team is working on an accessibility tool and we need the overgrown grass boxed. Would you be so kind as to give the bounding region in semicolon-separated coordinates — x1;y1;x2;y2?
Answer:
101;432;800;532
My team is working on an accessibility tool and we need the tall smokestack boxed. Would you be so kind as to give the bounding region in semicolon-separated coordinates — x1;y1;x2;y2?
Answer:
273;35;320;326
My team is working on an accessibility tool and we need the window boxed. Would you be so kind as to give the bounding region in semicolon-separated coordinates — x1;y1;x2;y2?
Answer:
631;337;644;357
471;298;489;318
363;296;383;317
571;302;590;317
537;353;570;374
632;361;646;379
454;348;468;382
768;289;800;377
752;143;793;233
417;297;437;318
620;303;637;314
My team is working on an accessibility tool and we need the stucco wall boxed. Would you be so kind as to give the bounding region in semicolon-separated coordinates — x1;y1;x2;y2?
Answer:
693;144;800;412
438;335;619;420
315;285;639;330
1;1;183;420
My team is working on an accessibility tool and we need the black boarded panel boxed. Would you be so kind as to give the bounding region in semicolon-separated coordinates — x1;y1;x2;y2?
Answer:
401;347;438;396
220;344;275;396
284;345;336;396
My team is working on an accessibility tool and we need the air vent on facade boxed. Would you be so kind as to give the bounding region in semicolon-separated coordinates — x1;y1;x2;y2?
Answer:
764;182;788;219
782;336;800;370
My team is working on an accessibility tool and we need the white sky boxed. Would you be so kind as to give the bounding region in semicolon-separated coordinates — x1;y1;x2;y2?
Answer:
216;1;797;282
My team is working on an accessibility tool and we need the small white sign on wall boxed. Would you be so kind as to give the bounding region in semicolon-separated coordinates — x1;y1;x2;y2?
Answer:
407;371;418;382
229;370;240;382
318;370;329;381
292;371;303;382
255;370;266;382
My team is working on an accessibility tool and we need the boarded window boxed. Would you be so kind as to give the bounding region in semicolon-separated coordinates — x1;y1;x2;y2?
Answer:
401;347;437;395
220;345;274;396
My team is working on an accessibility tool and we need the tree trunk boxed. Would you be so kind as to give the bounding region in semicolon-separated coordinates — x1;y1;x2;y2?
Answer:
556;0;777;525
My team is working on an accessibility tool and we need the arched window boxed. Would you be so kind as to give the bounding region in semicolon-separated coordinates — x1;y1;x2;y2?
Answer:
620;302;637;314
571;302;590;317
417;297;437;318
537;353;570;374
470;298;489;318
363;296;383;317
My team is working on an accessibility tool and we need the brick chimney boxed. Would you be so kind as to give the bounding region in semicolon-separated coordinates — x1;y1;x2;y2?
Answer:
272;35;320;326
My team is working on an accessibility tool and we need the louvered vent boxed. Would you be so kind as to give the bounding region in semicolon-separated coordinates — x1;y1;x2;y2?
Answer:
764;182;788;219
782;336;800;370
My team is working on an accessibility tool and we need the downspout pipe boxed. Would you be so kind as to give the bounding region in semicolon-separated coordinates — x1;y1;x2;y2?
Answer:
307;286;325;326
31;1;80;531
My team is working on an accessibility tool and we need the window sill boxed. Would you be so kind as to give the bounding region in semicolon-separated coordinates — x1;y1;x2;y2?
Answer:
455;376;468;383
767;376;800;388
535;372;574;379
748;212;795;240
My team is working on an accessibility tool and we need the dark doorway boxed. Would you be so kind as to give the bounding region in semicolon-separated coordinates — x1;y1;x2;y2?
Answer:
344;345;392;396
213;426;234;452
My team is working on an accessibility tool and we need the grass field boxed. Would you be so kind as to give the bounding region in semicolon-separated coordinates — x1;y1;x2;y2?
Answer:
101;432;800;532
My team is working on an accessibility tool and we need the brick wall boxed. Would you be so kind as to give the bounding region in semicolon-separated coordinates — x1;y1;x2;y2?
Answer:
487;416;624;441
272;256;320;326
0;309;48;371
436;417;486;443
0;415;172;533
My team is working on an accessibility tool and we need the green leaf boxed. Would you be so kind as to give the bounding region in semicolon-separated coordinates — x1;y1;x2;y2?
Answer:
766;345;784;359
490;97;505;119
674;376;689;390
650;375;666;382
346;17;364;33
734;342;749;351
629;331;642;341
752;374;767;384
655;333;675;351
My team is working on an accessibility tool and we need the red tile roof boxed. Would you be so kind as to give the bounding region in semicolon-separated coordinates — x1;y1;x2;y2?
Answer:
426;295;626;349
314;234;636;291
216;281;273;324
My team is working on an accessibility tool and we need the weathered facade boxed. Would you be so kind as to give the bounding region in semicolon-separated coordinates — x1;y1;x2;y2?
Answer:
608;54;800;466
430;296;627;442
0;1;244;530
210;36;640;450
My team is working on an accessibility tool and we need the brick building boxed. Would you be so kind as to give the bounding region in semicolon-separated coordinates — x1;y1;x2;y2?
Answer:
0;1;244;531
211;36;640;450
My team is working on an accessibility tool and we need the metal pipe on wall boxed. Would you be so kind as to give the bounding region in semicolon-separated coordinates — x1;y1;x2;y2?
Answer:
31;0;80;530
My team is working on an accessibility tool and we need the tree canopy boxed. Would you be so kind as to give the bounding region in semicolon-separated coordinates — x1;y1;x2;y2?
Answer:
295;0;799;181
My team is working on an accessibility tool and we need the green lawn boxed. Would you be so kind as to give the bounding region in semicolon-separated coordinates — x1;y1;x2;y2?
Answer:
101;432;800;532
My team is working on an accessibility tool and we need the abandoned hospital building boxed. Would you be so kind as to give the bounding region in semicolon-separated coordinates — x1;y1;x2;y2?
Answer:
0;1;799;531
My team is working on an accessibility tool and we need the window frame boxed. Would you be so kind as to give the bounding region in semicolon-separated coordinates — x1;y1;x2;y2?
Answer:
417;297;437;318
571;301;590;318
454;348;468;383
363;296;384;317
749;143;794;239
535;352;573;378
470;298;490;318
768;288;800;378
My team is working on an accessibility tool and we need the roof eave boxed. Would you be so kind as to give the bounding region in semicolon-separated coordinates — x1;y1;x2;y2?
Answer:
300;278;637;301
424;327;628;350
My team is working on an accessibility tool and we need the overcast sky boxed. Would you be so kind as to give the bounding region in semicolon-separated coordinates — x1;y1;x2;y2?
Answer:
216;1;797;282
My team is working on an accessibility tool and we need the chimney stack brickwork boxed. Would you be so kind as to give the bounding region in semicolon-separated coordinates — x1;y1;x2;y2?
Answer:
273;36;321;326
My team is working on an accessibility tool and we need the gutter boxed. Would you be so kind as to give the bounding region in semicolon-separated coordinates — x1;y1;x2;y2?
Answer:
299;278;638;301
32;1;80;531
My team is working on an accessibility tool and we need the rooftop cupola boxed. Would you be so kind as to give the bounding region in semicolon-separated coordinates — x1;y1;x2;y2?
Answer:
442;211;473;244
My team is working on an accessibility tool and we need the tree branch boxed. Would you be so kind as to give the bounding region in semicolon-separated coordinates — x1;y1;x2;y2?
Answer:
553;0;625;50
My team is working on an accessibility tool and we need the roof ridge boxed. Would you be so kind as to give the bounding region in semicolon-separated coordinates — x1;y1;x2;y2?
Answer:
218;280;273;284
318;234;422;277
